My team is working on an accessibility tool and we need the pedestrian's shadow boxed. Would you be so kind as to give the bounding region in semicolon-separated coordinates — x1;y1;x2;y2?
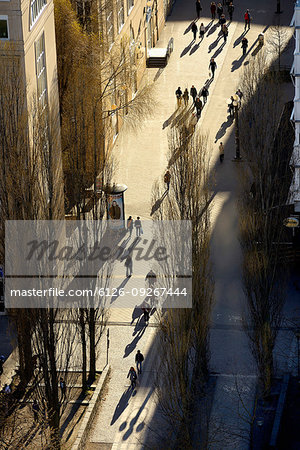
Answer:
251;43;263;57
231;55;245;72
211;41;225;59
206;22;218;37
214;117;234;143
189;42;200;55
162;110;178;129
204;78;213;89
131;305;144;324
150;190;168;216
180;40;194;57
123;326;146;358
208;34;221;53
110;277;130;304
184;22;193;35
233;30;246;48
110;388;132;425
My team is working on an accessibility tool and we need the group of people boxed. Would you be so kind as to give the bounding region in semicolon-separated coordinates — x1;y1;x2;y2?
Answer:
176;84;210;118
126;216;142;237
127;349;145;390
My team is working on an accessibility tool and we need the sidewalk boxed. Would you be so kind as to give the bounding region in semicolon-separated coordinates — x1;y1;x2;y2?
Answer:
87;0;295;448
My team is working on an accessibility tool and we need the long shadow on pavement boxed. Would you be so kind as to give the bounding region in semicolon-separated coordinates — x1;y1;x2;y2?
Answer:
111;387;132;425
150;190;168;216
214;116;234;143
180;40;194;57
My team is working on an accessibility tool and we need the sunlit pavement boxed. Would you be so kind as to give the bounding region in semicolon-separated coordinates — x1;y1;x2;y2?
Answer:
88;1;295;448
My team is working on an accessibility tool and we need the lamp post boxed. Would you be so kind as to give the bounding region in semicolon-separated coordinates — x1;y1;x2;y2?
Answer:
275;1;282;14
106;328;110;367
232;94;241;161
295;329;300;378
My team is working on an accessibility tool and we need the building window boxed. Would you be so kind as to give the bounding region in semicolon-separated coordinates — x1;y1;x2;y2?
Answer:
35;33;48;110
106;0;114;48
127;0;134;15
0;16;9;40
117;0;124;32
30;0;47;29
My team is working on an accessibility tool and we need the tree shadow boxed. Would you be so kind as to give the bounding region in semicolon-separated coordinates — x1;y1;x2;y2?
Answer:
180;40;194;57
110;387;132;425
211;41;226;59
214;117;234;143
150;190;168;216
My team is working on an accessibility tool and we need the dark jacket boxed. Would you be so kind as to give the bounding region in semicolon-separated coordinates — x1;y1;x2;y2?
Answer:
241;38;248;48
135;352;144;363
217;6;223;15
228;5;234;14
195;98;202;110
191;23;198;34
190;87;197;98
196;1;202;12
201;87;208;97
175;88;182;98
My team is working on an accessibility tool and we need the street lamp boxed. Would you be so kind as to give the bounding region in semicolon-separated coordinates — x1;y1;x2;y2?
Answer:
275;1;282;14
294;329;300;378
232;94;241;161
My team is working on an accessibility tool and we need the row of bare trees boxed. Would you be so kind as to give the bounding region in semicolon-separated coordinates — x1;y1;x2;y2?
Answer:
238;51;293;397
0;1;156;446
151;123;214;447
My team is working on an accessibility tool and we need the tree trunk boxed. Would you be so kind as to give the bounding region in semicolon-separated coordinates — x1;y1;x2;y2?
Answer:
80;309;87;390
89;308;96;382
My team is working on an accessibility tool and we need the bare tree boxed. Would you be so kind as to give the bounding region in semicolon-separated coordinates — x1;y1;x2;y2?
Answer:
152;123;214;446
238;51;292;396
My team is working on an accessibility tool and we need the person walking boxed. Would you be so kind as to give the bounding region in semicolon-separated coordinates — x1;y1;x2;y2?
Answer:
183;88;189;106
244;9;251;31
236;88;243;103
222;23;228;42
191;21;198;41
134;217;142;236
125;254;133;277
190;85;198;104
241;36;248;55
201;85;209;104
60;377;66;401
210;2;216;19
196;0;202;19
199;23;205;40
175;87;182;107
219;13;226;27
127;367;137;390
145;269;157;288
32;399;40;422
219;142;225;163
228;2;234;21
135;350;144;374
127;216;133;237
228;96;234;118
195;97;202;117
164;170;171;190
209;58;217;78
217;3;223;20
143;307;150;325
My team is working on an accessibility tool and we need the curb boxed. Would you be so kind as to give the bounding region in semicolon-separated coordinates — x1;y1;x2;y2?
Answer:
71;365;110;450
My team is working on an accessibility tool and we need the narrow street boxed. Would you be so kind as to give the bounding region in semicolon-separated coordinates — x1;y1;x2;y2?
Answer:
87;1;294;448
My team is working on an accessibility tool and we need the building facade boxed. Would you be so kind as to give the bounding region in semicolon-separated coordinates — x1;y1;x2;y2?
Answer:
290;0;300;213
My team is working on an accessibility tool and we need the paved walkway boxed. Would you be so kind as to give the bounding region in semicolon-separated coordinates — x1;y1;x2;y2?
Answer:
87;1;294;448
